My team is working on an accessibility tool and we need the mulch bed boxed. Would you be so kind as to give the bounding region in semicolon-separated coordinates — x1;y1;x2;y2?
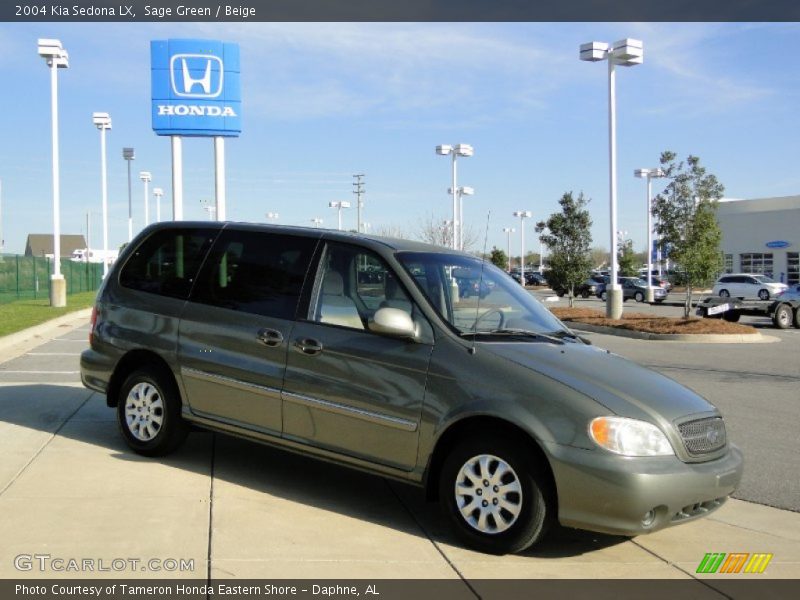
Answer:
550;307;757;335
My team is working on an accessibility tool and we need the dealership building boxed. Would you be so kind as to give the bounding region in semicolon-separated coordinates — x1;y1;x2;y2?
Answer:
716;195;799;285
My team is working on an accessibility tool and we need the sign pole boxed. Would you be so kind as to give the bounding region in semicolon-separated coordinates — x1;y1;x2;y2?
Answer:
171;135;183;221
214;136;226;221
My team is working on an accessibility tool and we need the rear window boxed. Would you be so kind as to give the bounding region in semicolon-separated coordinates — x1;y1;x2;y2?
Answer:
119;228;218;299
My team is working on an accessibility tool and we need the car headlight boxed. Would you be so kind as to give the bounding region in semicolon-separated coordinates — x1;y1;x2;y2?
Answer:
589;416;674;456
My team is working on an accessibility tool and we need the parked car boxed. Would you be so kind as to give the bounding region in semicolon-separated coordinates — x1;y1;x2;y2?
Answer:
81;222;742;555
456;275;491;299
596;277;667;303
711;273;788;300
650;276;673;292
509;270;546;286
552;279;598;298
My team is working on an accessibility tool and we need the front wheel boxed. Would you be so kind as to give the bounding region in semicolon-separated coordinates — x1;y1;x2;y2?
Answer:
439;436;553;555
117;366;188;457
719;289;730;298
773;304;792;329
600;291;608;301
634;291;644;303
758;289;770;301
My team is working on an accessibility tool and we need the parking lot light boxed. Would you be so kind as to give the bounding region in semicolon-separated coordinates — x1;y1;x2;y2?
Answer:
139;171;152;227
328;201;351;231
266;212;279;222
311;217;323;228
92;112;112;278
122;148;135;241
502;227;515;272
437;144;473;249
635;167;666;302
580;38;644;318
152;187;164;222
513;211;533;283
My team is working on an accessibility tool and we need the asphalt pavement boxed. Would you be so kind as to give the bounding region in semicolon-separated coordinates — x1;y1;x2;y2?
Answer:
0;312;797;588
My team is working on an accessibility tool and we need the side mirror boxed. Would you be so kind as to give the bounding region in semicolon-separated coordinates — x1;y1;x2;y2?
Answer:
369;307;418;340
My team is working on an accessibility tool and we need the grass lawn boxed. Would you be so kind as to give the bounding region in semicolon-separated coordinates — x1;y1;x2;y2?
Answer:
550;307;757;335
0;291;97;338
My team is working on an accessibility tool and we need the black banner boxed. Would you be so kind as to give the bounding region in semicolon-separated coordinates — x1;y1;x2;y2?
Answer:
3;0;800;22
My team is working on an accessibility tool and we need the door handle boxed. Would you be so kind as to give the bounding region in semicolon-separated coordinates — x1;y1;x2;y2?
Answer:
256;328;284;347
294;338;323;356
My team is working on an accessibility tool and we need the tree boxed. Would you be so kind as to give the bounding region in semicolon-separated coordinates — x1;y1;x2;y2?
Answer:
489;246;508;270
415;212;480;250
651;152;725;317
590;246;609;270
617;239;638;277
535;191;593;307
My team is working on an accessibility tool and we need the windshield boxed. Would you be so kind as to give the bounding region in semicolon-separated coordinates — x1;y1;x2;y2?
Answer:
754;274;776;283
397;252;567;336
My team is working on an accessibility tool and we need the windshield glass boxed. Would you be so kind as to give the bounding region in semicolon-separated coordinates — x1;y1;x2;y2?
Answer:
397;252;567;335
754;274;776;283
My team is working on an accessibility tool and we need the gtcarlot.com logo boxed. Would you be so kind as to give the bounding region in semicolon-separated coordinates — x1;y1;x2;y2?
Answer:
14;554;194;573
696;552;773;574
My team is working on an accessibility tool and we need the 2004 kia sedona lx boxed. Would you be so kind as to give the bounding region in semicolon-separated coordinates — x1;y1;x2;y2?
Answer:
80;223;743;555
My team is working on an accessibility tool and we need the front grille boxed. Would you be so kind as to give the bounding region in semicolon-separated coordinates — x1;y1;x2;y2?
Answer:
678;417;727;455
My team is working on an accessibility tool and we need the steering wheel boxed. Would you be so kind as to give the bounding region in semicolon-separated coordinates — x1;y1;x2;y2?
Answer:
470;307;506;332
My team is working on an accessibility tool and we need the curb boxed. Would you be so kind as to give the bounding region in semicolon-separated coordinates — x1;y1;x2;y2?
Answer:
567;321;780;343
0;307;93;364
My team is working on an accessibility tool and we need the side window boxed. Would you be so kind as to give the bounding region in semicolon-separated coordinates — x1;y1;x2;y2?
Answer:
119;228;217;299
191;230;317;319
313;244;414;331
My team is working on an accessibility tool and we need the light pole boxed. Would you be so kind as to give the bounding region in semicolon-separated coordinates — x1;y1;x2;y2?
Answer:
436;144;473;249
635;167;666;302
502;227;515;272
538;228;547;274
200;199;216;220
328;201;351;231
92;112;112;278
139;171;152;228
122;148;135;241
153;187;164;223
310;218;323;228
580;38;643;319
449;185;475;250
513;211;532;285
353;174;365;233
265;212;279;222
38;38;69;306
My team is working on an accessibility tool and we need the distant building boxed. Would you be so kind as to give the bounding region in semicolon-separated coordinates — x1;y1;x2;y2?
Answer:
24;234;87;258
717;195;800;285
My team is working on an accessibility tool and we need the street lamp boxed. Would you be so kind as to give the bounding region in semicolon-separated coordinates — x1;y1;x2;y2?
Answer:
449;185;475;251
635;167;666;302
502;227;515;272
153;187;164;223
265;212;279;221
310;217;323;228
200;199;216;220
328;201;351;231
92;112;112;278
139;171;151;228
122;147;135;241
513;211;532;284
538;227;547;274
580;37;643;318
38;38;69;306
436;143;474;249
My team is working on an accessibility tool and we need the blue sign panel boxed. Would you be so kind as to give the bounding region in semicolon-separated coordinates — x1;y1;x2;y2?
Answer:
151;39;241;137
765;240;791;249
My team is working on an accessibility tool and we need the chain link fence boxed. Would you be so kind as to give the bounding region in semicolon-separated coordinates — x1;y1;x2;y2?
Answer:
0;254;104;304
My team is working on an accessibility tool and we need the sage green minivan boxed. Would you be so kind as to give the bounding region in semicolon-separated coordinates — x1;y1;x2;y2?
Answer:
81;222;743;555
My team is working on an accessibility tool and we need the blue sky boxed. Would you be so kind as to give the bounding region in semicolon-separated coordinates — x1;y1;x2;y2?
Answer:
1;22;799;257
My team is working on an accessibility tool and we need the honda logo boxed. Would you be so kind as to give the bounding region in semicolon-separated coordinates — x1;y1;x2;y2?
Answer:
170;54;223;98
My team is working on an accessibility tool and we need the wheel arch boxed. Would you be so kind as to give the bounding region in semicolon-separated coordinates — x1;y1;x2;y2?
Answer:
106;349;178;408
423;415;557;508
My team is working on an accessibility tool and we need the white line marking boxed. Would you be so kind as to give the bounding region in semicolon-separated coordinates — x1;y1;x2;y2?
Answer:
26;353;81;356
0;370;80;374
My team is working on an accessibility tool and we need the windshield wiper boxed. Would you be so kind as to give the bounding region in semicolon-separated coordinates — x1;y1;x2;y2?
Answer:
461;328;565;344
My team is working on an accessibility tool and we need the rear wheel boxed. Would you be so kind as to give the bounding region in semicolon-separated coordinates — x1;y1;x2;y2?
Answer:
773;304;792;329
758;289;770;301
794;307;800;329
600;291;608;301
440;435;553;555
722;310;741;322
117;366;188;457
581;290;590;298
634;291;644;303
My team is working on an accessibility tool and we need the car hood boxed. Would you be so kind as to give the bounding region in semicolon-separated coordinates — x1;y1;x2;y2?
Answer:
484;340;715;424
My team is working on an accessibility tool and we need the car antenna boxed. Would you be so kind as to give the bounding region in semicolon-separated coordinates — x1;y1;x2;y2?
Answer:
470;211;492;355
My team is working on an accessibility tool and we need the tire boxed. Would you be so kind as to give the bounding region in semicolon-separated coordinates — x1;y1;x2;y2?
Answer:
758;289;770;301
722;311;741;322
719;289;730;298
794;308;800;329
581;291;589;299
773;304;792;329
117;365;188;457
439;435;553;555
634;291;644;303
600;291;608;301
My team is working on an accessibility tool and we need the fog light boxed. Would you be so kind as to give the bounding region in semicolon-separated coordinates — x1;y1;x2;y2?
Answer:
642;510;656;527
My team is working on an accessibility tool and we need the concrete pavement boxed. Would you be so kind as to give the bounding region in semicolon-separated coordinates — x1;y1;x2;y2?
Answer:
0;316;797;589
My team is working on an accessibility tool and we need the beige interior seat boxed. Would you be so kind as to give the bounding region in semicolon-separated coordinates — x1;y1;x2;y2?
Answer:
319;271;364;329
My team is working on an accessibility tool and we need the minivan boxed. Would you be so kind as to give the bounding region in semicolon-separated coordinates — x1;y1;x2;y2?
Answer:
81;223;743;555
712;273;787;300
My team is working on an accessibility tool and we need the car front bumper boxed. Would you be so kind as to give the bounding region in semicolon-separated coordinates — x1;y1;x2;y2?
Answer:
544;441;744;536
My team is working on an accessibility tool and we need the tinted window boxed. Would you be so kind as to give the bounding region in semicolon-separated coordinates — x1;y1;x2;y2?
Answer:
119;228;217;299
191;230;317;319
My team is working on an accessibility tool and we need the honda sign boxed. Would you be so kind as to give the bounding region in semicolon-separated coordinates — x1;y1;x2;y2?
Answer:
151;39;241;137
